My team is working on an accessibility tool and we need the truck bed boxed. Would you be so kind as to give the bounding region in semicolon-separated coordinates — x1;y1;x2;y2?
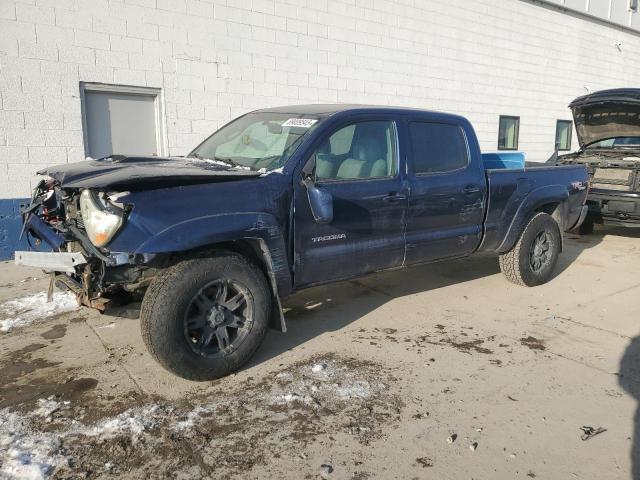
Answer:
479;164;589;253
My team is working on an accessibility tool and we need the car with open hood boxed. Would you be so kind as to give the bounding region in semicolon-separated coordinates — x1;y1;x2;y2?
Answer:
15;105;588;380
552;88;640;232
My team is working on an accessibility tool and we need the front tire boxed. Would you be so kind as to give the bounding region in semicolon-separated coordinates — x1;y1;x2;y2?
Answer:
140;253;271;381
499;212;562;287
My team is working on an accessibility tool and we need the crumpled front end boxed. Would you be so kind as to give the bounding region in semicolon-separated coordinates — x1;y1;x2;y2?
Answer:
16;179;163;311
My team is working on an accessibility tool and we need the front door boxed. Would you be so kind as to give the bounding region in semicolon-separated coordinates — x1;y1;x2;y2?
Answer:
293;119;408;287
405;120;486;265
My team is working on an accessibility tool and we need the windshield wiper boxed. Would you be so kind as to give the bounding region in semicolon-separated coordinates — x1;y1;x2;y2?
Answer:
189;153;236;167
213;156;235;165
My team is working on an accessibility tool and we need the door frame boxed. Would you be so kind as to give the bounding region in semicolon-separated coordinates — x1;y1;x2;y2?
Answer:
292;113;409;288
296;113;406;184
79;82;168;158
402;116;487;265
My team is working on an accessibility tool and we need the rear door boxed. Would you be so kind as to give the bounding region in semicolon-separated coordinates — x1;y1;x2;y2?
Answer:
293;118;408;287
405;120;486;265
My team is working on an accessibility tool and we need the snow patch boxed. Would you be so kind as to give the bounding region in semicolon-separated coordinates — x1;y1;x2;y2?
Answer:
0;403;164;479
34;397;69;422
259;166;284;177
311;363;326;373
172;405;214;432
270;359;384;408
188;157;252;170
0;292;78;333
0;409;62;480
275;371;293;381
79;404;162;439
0;357;385;478
336;380;374;400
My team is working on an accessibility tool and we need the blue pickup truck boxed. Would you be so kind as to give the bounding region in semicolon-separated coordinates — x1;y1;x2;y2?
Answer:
16;105;588;380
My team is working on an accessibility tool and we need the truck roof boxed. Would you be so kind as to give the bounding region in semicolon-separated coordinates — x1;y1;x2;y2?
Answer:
255;104;467;122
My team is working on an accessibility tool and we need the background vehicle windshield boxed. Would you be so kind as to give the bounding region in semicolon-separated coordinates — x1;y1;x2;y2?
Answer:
588;137;640;149
189;112;321;171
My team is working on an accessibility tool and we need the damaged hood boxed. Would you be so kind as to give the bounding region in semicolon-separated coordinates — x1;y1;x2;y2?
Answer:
570;88;640;148
40;155;263;189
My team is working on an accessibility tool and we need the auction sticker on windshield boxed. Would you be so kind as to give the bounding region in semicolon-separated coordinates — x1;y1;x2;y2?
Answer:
282;118;318;128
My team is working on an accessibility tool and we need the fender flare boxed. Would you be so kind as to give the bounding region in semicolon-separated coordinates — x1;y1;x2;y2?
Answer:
133;212;291;332
496;185;569;254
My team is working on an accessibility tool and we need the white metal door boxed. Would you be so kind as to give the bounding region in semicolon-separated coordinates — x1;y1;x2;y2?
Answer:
84;91;159;159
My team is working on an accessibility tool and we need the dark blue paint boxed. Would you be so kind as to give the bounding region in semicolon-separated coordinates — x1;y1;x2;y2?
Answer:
480;168;586;253
403;115;486;264
24;214;65;250
0;198;32;260
107;174;294;296
21;105;589;296
294;175;407;287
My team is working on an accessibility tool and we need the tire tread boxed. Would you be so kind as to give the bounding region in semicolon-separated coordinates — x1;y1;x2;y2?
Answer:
140;252;270;381
499;212;560;287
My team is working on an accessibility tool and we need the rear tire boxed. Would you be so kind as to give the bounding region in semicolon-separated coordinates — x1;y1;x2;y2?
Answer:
499;212;562;287
140;253;271;381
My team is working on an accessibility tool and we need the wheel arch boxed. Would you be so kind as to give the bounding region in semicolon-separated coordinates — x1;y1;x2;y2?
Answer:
133;213;291;332
497;185;568;254
222;238;287;333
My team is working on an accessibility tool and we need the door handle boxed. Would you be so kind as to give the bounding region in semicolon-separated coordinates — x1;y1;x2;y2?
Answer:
463;185;481;194
382;193;407;203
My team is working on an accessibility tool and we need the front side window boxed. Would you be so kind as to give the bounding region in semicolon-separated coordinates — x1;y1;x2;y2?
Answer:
555;120;573;151
189;113;321;172
498;115;520;150
313;121;397;181
409;122;469;174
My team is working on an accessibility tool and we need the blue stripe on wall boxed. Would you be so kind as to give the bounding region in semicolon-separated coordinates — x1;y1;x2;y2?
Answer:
0;198;31;260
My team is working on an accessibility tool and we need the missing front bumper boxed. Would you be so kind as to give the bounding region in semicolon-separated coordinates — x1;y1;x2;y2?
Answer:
14;250;112;311
53;273;111;312
15;251;87;273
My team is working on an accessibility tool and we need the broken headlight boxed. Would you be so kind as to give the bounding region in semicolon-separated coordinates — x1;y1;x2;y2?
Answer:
79;189;124;247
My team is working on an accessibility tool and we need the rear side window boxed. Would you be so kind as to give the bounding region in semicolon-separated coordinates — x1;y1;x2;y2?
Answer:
409;122;469;174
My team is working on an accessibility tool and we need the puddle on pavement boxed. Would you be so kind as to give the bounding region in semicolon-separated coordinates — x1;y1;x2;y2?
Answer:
520;336;546;351
0;342;98;409
41;324;67;340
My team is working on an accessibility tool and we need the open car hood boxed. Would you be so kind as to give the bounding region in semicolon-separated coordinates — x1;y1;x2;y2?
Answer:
570;89;640;148
40;155;262;189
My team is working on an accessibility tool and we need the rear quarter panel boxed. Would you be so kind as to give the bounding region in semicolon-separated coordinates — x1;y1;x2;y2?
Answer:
479;165;588;253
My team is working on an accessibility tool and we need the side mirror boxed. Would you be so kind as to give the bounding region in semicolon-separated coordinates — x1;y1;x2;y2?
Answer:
304;177;333;224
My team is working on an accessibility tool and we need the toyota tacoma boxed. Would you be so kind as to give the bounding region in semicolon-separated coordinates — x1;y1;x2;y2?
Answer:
16;105;589;380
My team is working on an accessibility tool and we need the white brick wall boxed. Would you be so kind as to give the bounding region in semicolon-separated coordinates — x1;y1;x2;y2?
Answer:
1;0;640;198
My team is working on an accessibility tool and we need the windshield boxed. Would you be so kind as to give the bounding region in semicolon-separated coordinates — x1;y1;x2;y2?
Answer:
188;112;321;172
587;137;640;149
